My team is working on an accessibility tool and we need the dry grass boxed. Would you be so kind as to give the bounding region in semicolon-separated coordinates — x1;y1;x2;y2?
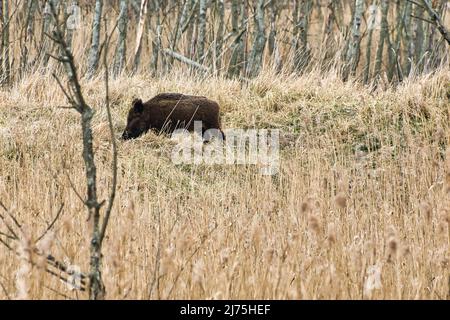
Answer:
0;67;449;300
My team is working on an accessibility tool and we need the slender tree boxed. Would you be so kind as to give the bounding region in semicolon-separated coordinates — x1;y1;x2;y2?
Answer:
321;0;336;66
0;0;4;81
133;0;148;73
227;0;246;78
86;0;103;79
343;0;364;81
246;0;266;78
413;3;425;70
292;0;312;72
1;0;10;85
364;1;377;84
402;1;413;76
267;1;277;57
374;0;389;79
46;2;118;300
113;0;128;77
197;0;207;64
214;0;225;72
150;0;161;76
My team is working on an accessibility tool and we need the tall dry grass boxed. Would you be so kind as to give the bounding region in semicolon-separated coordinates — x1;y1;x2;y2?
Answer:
0;66;449;299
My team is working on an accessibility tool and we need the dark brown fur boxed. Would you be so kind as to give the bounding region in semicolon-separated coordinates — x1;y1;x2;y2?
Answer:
122;93;224;140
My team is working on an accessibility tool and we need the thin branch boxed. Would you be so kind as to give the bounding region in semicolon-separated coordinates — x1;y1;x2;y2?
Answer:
0;203;19;240
99;19;118;247
0;237;13;251
180;0;199;34
410;14;434;25
0;231;15;240
0;200;22;230
406;0;426;9
420;0;450;45
52;73;77;108
43;31;61;45
43;284;75;300
36;203;64;242
97;15;120;70
0;280;11;300
57;106;77;110
64;171;86;205
0;234;87;291
44;267;86;292
46;52;70;63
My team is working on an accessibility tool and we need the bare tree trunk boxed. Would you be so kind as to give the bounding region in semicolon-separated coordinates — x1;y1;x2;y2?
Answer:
364;1;377;84
113;0;128;77
86;0;103;79
421;0;450;45
46;3;117;300
214;0;224;73
133;0;148;73
267;1;277;57
197;0;207;64
402;1;413;76
343;0;364;81
65;0;79;52
19;0;37;78
388;0;404;82
1;0;10;85
41;0;62;68
0;1;4;81
185;0;197;58
150;0;161;76
321;0;336;66
268;1;281;72
178;0;192;43
167;1;184;68
374;0;389;79
246;0;266;78
227;0;246;78
292;0;312;72
413;3;425;71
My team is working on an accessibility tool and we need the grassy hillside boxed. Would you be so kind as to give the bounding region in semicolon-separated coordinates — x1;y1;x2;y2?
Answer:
0;68;449;299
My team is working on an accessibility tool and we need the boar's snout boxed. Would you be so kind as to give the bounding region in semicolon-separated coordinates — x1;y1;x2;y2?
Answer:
121;130;130;140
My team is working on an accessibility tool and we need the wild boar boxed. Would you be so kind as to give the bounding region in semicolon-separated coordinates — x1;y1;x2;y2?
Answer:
122;93;224;141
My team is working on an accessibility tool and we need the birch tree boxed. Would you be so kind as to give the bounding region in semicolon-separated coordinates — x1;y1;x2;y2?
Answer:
197;0;207;64
402;1;413;76
133;0;148;73
214;0;225;72
150;0;161;75
19;0;37;77
374;0;389;79
413;3;425;69
86;0;103;79
113;0;128;77
322;0;336;65
343;0;364;81
388;0;404;82
227;0;245;78
246;0;266;78
292;0;312;72
364;1;377;84
46;2;117;300
1;0;10;85
0;1;4;82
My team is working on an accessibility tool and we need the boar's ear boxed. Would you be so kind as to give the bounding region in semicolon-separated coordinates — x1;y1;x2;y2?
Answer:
132;98;144;113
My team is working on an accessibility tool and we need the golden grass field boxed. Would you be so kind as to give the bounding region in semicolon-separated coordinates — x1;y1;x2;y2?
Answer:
0;66;449;300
